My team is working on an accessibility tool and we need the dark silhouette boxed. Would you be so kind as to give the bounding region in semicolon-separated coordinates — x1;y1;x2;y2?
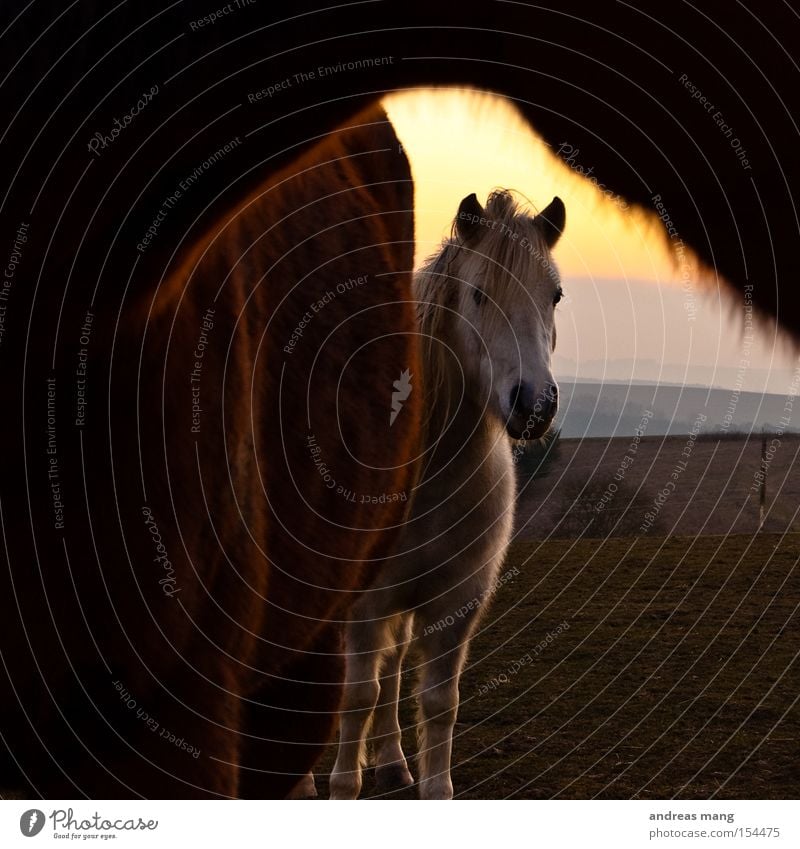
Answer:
0;1;797;797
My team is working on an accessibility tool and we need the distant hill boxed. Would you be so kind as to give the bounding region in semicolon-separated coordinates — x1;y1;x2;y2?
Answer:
555;381;799;438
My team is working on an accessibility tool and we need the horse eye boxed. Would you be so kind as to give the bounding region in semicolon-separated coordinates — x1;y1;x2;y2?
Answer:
473;288;485;306
553;289;563;306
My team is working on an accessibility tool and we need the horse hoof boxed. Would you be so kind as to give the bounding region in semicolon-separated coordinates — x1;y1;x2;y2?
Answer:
374;762;415;793
287;772;318;799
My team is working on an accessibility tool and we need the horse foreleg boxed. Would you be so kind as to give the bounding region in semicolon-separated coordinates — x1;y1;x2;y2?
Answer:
371;615;414;793
329;617;392;800
415;624;472;800
237;623;344;799
286;770;318;798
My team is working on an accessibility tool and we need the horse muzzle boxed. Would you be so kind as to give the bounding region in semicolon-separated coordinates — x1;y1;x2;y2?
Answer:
505;381;558;440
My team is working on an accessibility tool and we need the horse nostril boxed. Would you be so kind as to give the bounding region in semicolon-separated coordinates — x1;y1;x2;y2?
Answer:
510;383;526;416
510;382;558;421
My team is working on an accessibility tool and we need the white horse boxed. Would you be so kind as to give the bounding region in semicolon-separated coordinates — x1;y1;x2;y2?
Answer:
329;189;566;800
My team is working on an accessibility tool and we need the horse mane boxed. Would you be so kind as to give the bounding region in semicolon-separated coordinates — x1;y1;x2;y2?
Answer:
414;189;557;439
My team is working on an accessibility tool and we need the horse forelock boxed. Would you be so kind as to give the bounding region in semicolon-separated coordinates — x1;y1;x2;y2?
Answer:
417;192;557;359
412;190;559;440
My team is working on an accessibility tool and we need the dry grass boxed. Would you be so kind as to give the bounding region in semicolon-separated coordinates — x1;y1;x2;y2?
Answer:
515;434;800;539
314;533;800;799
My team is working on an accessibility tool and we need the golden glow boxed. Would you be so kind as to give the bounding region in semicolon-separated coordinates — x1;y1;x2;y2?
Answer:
384;88;696;284
382;89;800;396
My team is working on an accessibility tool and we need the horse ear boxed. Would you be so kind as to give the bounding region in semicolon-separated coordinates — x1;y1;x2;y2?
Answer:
536;196;566;247
456;193;485;242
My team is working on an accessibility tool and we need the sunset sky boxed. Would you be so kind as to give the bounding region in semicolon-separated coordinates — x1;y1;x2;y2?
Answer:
385;90;798;397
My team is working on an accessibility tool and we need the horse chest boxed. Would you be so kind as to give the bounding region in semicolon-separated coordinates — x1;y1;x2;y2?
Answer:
411;433;515;550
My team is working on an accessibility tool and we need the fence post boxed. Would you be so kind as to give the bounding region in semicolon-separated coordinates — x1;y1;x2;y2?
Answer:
758;428;767;532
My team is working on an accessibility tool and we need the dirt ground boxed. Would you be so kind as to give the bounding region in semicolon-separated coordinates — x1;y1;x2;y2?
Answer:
514;434;800;539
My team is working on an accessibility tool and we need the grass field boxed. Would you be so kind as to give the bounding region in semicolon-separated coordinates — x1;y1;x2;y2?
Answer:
314;533;800;799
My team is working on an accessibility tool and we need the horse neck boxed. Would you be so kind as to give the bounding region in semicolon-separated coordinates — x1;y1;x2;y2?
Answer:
419;312;498;472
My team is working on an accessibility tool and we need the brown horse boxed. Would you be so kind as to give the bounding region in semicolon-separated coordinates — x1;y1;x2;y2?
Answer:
1;1;798;799
0;103;420;798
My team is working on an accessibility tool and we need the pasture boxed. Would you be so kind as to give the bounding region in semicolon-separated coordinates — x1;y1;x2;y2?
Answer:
515;434;800;540
314;533;799;799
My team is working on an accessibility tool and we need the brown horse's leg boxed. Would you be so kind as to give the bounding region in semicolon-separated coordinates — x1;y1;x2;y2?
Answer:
110;682;242;800
20;661;242;799
237;624;344;799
